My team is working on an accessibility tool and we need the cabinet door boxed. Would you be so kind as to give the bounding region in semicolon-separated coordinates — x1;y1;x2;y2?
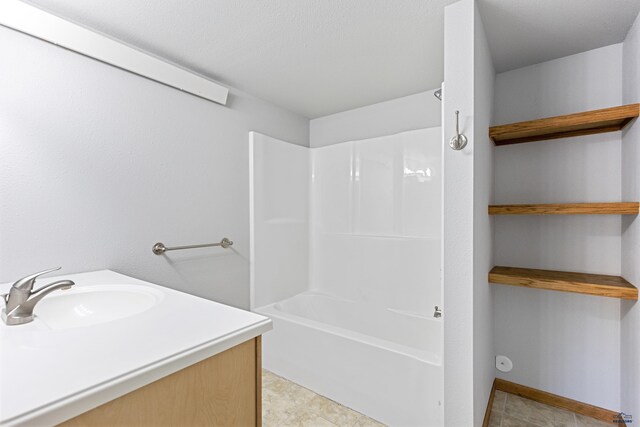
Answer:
60;337;261;427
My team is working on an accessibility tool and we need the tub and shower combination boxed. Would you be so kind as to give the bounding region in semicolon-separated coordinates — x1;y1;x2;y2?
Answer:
250;127;443;426
258;292;442;426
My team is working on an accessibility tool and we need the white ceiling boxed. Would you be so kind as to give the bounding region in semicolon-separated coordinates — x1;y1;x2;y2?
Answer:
19;0;640;118
479;0;640;73
22;0;457;118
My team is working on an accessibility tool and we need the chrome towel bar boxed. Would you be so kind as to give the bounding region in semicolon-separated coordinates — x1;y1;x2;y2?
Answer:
152;238;233;255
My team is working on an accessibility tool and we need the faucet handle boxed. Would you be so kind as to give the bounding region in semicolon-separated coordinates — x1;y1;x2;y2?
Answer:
434;305;442;318
12;267;61;292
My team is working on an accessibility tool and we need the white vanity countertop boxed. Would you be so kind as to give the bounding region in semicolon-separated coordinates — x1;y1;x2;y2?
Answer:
0;270;272;426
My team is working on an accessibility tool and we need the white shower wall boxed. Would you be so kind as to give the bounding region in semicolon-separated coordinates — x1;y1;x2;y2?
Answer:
309;128;442;313
249;132;310;309
251;127;442;312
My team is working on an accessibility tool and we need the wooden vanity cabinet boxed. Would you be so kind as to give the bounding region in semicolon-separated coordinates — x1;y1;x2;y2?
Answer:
59;337;262;427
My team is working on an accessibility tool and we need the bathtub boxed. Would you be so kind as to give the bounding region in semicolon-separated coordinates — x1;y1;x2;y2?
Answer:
256;291;443;426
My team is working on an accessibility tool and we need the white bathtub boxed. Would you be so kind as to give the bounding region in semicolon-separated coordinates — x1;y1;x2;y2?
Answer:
257;291;443;426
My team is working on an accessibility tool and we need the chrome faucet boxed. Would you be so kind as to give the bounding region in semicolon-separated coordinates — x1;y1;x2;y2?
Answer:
1;267;75;326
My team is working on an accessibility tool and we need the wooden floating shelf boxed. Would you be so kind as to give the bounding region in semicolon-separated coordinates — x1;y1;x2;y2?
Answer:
489;266;638;300
489;103;640;146
488;202;640;215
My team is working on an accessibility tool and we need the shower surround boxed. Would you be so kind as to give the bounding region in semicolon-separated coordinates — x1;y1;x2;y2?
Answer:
250;128;442;425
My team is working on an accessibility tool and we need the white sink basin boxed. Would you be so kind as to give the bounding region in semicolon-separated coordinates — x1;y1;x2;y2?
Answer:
34;285;163;330
0;270;273;426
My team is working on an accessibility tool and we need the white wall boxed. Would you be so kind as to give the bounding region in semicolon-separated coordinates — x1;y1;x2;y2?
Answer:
621;10;640;419
309;90;441;147
442;0;475;424
472;4;495;426
249;132;309;309
0;26;309;309
309;128;442;313
493;44;623;409
442;2;496;424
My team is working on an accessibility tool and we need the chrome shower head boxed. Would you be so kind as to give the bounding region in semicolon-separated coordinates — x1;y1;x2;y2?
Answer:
434;88;442;101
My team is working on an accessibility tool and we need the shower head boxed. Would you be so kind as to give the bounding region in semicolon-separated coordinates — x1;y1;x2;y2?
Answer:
434;88;442;101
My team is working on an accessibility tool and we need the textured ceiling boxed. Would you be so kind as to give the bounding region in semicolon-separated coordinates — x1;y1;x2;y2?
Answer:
478;0;640;73
22;0;457;118
18;0;640;118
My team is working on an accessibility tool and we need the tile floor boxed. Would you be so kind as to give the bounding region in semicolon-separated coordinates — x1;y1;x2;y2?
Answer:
264;371;616;427
489;390;616;427
262;370;385;427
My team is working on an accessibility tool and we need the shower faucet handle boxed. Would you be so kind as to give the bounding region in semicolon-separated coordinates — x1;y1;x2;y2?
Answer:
434;306;442;318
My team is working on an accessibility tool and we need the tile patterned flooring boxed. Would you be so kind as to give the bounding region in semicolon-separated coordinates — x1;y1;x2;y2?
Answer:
262;370;384;427
488;390;615;427
264;371;614;427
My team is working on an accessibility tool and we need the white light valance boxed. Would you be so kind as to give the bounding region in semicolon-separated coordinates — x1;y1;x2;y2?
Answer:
0;0;229;105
